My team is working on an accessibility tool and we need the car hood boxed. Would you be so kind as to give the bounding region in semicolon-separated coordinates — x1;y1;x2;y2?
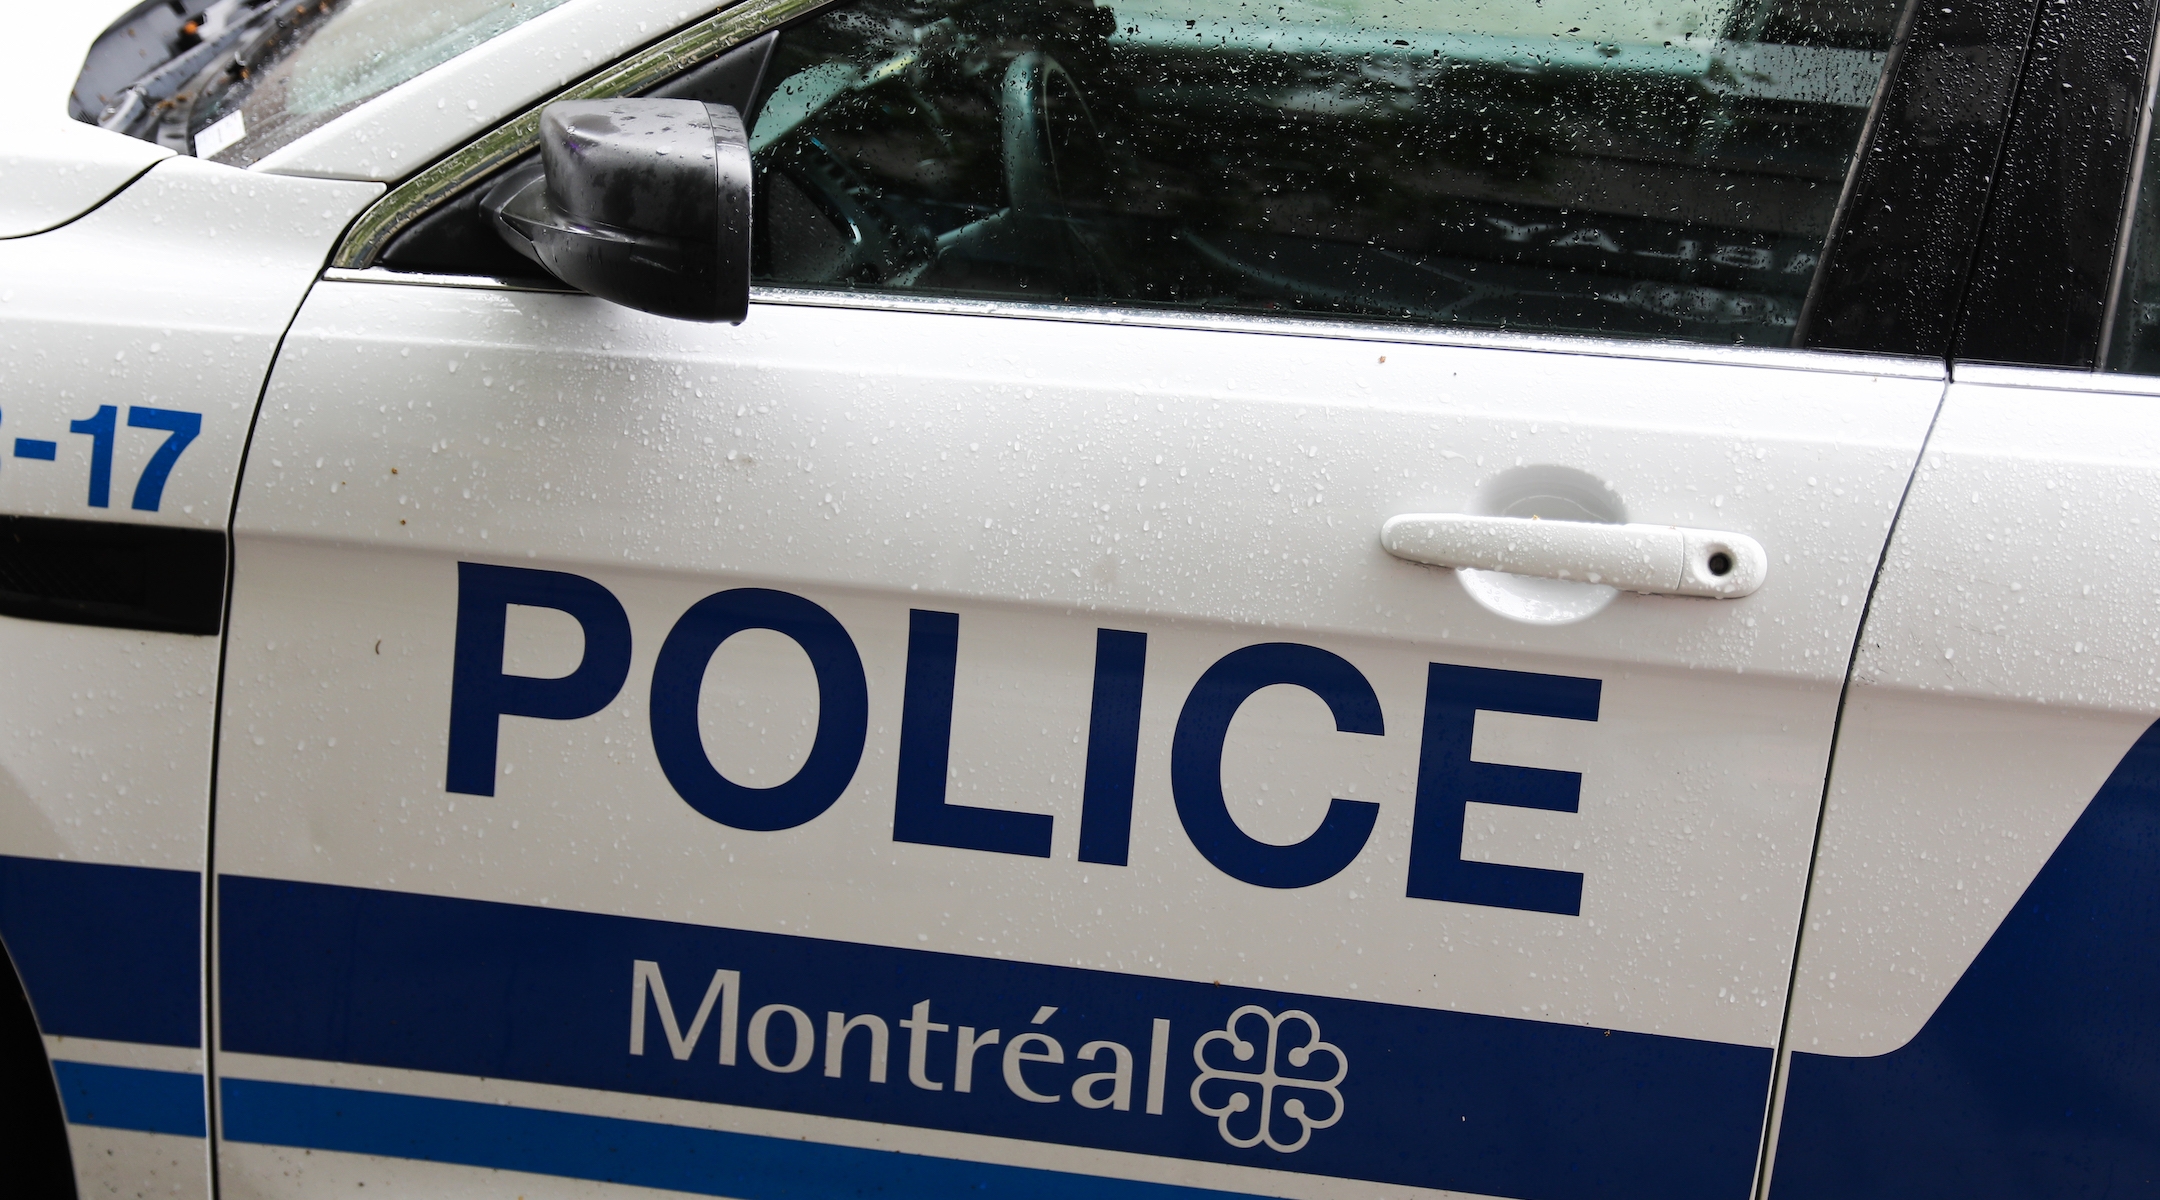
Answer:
1;0;171;239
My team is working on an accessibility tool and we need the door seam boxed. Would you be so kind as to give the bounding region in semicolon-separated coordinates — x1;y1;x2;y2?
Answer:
201;267;326;1200
1749;378;1950;1200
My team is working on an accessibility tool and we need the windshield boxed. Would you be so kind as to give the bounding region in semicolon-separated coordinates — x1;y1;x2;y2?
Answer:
73;0;576;167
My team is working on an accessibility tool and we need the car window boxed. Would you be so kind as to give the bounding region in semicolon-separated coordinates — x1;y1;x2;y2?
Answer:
746;0;1901;343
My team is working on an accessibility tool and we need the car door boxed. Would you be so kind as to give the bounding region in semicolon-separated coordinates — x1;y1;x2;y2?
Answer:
1768;0;2160;1189
215;0;1945;1196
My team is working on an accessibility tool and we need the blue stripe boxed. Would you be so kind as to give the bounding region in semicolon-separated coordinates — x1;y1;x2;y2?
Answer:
0;855;200;1047
220;875;1770;1200
222;1078;1261;1200
223;871;1771;1200
53;1061;205;1137
1772;717;2160;1198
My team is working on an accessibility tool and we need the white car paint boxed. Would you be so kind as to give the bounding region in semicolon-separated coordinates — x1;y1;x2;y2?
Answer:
0;0;171;238
1787;363;2160;1051
0;158;382;527
0;154;380;1200
1762;362;2160;1193
212;277;1938;1198
10;3;2155;1199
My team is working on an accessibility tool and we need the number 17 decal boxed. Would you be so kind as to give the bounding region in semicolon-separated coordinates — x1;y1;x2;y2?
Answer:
64;405;202;512
126;406;203;512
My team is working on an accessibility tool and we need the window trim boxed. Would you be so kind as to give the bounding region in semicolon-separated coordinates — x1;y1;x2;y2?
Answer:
2094;16;2160;367
321;265;1944;381
330;0;835;271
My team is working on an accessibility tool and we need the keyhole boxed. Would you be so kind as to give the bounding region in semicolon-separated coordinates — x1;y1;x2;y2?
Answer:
1707;551;1734;577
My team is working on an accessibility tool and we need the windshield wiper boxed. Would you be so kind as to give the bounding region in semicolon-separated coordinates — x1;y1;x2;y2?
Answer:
73;0;327;151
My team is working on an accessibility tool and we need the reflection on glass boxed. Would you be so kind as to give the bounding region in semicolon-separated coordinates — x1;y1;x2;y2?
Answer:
748;0;1903;344
192;0;577;166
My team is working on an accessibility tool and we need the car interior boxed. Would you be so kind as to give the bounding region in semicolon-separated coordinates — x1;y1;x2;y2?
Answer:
373;0;1905;345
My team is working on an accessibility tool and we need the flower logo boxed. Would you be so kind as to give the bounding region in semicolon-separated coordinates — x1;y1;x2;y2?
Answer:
1190;1004;1347;1152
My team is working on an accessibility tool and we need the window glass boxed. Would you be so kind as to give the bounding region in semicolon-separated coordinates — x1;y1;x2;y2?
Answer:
747;0;1902;343
143;0;574;166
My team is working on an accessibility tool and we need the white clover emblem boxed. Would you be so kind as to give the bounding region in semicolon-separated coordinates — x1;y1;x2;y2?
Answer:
1189;1004;1347;1152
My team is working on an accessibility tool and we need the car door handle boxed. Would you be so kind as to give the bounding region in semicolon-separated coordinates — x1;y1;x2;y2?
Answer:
1380;513;1768;598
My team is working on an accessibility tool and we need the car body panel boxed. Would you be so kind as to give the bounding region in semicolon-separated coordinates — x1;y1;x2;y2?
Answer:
1771;364;2160;1195
10;0;2160;1195
0;153;378;1200
209;278;1938;1199
0;157;381;528
0;0;171;239
0;131;170;242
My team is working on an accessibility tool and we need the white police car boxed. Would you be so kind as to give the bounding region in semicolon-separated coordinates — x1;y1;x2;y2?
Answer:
3;0;2157;1196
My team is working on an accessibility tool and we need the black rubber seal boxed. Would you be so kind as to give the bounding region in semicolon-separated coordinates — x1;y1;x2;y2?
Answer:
1800;0;2048;357
1954;0;2160;366
0;516;225;636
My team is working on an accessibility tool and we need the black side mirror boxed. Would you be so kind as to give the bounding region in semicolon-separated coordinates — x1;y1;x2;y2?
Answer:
485;99;752;324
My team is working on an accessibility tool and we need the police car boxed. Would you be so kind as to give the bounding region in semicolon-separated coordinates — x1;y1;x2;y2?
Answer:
2;0;2155;1196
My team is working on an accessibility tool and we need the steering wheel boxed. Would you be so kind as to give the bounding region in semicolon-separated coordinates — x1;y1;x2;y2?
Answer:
999;51;1108;216
757;49;1111;290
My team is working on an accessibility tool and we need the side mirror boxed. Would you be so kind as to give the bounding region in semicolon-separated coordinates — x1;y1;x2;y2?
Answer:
485;99;752;324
